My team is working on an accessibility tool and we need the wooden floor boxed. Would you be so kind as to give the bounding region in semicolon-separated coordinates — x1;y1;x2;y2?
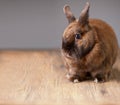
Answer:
0;49;120;105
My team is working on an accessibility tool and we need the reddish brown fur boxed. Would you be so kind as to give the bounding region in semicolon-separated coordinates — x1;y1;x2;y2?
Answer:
62;3;119;82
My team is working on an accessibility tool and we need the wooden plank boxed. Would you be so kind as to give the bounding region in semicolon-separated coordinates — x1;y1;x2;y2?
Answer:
0;50;119;105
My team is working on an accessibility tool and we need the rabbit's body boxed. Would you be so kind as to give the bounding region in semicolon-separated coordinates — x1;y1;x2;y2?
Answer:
62;3;118;82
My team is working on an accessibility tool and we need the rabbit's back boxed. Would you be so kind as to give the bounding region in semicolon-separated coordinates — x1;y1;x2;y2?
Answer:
89;19;118;65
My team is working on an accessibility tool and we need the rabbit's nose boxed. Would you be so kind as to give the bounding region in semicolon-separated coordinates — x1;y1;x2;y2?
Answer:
62;39;73;50
62;38;67;44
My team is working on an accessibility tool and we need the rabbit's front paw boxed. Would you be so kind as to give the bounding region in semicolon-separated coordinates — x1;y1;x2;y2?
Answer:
66;73;81;83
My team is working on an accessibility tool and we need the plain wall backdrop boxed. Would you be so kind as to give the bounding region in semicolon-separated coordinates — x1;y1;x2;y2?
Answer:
0;0;120;49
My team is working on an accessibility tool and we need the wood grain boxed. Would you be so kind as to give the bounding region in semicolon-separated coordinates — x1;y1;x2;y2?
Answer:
0;49;120;105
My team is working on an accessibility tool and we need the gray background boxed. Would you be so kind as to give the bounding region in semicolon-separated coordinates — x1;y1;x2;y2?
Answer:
0;0;120;49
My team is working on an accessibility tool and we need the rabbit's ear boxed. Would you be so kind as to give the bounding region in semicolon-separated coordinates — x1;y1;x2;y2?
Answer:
79;2;90;26
63;5;76;23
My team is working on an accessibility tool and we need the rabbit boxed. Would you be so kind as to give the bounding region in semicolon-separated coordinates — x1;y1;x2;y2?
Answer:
61;2;119;83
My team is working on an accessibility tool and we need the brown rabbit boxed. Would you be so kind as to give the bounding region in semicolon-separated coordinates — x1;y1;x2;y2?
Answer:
61;2;119;82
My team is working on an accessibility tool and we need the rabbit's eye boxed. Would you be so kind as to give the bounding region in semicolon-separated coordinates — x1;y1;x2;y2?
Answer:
75;34;81;39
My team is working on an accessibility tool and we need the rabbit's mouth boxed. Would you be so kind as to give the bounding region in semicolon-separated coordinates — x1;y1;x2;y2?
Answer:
62;38;74;50
65;52;75;59
61;49;76;60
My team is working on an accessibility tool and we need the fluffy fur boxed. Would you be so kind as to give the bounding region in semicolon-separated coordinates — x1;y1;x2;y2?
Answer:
61;2;119;82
